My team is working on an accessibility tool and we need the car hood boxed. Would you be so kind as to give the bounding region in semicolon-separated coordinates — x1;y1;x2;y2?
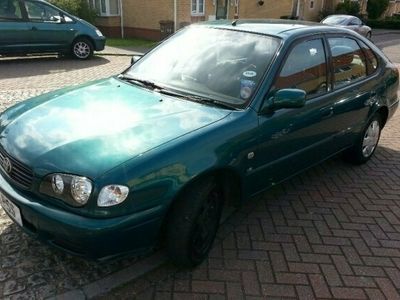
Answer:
0;77;230;178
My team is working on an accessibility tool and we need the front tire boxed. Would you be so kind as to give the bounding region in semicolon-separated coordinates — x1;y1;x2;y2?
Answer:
166;177;224;268
71;37;93;60
342;114;382;164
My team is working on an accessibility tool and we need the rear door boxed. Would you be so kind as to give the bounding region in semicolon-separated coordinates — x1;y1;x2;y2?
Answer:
0;0;31;53
23;0;76;52
326;35;381;147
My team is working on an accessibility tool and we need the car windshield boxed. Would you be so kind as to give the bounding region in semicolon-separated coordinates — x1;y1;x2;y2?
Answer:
124;26;280;108
322;16;349;25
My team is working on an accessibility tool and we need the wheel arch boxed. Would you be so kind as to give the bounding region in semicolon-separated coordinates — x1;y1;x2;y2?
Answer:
72;35;95;48
157;167;243;242
376;106;389;128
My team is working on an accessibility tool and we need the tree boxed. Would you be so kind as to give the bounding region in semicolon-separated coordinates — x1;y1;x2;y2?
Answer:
367;0;389;19
335;0;360;16
49;0;96;23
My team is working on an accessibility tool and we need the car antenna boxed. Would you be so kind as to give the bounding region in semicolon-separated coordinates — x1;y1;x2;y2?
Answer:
232;19;238;26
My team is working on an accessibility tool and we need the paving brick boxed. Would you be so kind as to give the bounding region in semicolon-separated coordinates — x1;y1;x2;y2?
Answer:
191;281;225;294
261;284;296;298
296;285;316;300
375;278;400;300
331;287;367;299
255;261;274;283
226;282;244;300
288;263;320;274
353;266;385;277
241;271;260;296
331;255;354;275
342;276;376;288
270;251;288;272
275;273;308;285
321;264;342;287
308;274;331;298
364;288;386;300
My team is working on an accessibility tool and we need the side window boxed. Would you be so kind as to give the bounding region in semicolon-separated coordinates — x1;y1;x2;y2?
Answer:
358;40;379;75
25;1;61;22
274;39;328;98
328;37;367;89
0;0;22;20
349;18;361;26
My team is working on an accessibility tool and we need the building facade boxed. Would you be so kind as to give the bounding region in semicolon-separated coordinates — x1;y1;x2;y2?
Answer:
92;0;372;40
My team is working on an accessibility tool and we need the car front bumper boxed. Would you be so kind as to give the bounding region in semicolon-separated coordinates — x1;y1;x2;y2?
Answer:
93;37;106;51
0;172;163;260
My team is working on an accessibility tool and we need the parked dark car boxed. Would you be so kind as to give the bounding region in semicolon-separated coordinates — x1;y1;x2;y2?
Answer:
321;14;372;38
0;20;398;267
0;0;105;59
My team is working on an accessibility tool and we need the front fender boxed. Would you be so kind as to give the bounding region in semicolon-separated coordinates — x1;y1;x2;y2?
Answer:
93;109;258;218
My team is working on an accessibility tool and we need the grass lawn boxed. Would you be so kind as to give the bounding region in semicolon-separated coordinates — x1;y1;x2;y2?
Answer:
106;38;157;48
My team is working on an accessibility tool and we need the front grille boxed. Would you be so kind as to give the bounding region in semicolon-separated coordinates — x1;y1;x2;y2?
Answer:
0;147;34;189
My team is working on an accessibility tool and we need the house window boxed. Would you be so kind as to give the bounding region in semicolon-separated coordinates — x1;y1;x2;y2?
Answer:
191;0;205;16
310;0;314;8
89;0;119;16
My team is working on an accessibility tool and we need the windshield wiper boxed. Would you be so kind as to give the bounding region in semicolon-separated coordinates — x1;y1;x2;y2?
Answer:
118;75;238;110
118;75;164;90
156;89;238;110
184;94;239;110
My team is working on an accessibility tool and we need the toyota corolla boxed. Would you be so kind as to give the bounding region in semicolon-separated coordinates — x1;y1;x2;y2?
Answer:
0;20;398;267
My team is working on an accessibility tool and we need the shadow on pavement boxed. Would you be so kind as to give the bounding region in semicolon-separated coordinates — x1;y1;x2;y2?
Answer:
0;55;111;79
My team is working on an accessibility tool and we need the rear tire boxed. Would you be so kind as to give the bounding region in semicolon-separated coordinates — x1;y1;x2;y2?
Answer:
166;177;224;268
71;37;93;60
342;114;382;165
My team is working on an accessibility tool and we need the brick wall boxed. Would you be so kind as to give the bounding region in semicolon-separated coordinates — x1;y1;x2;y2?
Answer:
123;0;174;30
233;0;293;19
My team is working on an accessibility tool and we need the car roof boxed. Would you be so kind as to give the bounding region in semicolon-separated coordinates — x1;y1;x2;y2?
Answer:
196;19;355;39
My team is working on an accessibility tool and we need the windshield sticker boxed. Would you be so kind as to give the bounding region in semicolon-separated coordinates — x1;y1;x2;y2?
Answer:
240;79;256;99
309;48;318;56
243;71;257;78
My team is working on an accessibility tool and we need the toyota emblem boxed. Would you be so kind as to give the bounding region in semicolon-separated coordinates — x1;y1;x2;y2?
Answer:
2;157;12;174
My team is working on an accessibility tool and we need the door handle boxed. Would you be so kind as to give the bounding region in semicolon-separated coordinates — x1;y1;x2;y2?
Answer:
320;106;334;119
31;26;38;31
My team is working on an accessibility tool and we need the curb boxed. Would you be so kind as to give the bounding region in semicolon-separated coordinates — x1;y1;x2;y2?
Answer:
372;31;400;36
96;52;134;57
51;251;166;300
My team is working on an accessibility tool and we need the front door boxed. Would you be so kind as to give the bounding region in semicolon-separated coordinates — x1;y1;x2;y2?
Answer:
248;38;341;194
0;0;31;53
22;0;75;52
216;0;228;19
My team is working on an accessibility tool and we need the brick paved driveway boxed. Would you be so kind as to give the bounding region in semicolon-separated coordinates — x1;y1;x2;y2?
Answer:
0;41;399;299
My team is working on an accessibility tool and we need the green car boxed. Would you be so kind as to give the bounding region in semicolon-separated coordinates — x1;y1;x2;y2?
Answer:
0;20;398;267
0;0;105;59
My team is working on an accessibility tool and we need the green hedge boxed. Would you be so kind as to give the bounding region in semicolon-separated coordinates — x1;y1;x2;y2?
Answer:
367;19;400;29
49;0;96;23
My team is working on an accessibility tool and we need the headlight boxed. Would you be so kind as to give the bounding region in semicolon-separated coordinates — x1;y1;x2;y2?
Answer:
71;176;92;205
95;29;103;37
98;185;129;207
40;174;93;207
51;174;64;194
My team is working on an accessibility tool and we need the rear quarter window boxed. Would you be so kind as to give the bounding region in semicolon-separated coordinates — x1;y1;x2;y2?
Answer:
358;40;379;75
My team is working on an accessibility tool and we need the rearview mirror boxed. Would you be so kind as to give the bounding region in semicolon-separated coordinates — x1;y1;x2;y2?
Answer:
263;88;306;112
131;55;143;65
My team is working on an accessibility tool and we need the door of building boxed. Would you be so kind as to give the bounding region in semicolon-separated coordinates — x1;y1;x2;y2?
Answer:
216;0;228;19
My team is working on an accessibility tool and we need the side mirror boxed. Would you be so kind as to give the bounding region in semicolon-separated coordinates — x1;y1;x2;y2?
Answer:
262;88;306;112
131;55;143;65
